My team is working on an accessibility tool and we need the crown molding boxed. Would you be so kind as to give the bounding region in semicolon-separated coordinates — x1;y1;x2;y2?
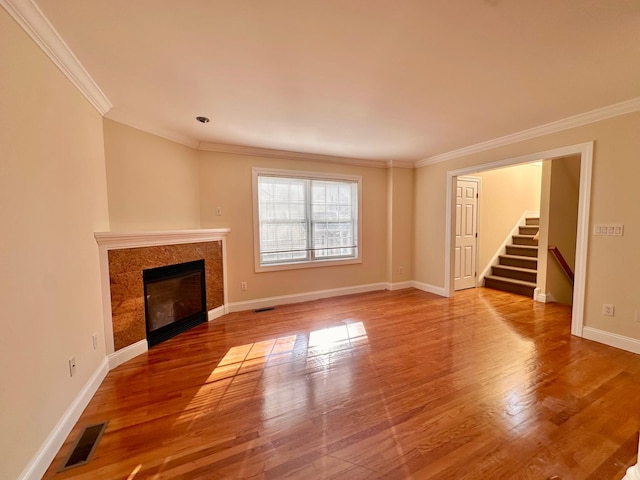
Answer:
416;96;640;167
1;0;112;115
385;159;415;169
199;141;391;169
105;109;201;149
106;115;412;169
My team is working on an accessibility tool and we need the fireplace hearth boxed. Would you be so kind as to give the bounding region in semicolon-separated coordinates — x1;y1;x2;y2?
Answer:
143;259;207;347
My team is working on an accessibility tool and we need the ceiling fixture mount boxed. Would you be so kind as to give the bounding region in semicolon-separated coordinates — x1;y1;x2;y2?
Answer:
196;116;210;124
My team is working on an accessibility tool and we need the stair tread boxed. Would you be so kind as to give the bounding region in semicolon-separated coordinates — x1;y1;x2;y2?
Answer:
500;254;536;260
508;244;538;250
513;234;537;239
485;275;537;288
493;265;537;274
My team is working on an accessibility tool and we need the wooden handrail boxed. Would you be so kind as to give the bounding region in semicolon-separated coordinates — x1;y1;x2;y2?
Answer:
548;246;574;284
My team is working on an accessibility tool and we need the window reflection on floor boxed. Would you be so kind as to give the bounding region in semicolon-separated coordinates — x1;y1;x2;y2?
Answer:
308;322;367;349
203;321;369;427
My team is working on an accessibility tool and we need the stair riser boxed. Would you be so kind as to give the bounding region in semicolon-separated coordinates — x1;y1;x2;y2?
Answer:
519;226;538;236
526;218;540;226
499;256;537;269
492;266;537;283
512;236;538;246
506;245;538;257
485;278;535;297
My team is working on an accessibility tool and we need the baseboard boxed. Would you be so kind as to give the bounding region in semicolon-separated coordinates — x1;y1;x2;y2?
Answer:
208;305;227;321
108;309;225;368
533;288;555;303
582;327;640;355
107;339;147;370
227;282;387;313
412;281;448;297
18;358;109;480
386;281;414;291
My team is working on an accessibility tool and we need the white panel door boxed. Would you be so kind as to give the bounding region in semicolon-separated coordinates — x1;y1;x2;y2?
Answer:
454;178;479;291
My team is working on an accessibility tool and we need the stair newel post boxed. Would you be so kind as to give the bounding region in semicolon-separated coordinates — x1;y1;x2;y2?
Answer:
623;434;640;480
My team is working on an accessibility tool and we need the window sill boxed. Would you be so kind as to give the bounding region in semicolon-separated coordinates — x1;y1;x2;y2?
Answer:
255;256;362;273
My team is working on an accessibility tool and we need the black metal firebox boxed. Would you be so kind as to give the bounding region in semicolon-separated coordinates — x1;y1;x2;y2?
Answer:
143;259;207;347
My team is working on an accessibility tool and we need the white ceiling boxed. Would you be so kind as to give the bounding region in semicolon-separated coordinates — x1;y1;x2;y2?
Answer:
32;0;640;163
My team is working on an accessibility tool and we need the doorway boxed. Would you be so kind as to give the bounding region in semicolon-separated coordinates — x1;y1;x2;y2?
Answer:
443;142;593;337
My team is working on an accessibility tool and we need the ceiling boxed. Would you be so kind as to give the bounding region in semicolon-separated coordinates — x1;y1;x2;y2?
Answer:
32;0;640;163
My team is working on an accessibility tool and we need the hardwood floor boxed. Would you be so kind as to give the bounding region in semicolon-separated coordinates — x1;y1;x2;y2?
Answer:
44;288;640;479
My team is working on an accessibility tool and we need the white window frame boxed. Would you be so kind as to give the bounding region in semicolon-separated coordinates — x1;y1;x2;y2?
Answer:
252;167;362;272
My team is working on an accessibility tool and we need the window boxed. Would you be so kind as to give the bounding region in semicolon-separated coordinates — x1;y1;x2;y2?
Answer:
253;168;361;271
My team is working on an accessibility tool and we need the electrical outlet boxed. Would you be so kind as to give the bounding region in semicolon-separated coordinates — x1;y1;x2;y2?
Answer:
215;206;222;216
69;357;76;377
241;281;247;291
92;333;98;350
399;266;404;274
602;304;615;317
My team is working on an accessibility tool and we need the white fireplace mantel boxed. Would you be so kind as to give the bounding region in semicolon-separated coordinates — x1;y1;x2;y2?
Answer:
94;229;230;369
94;228;230;249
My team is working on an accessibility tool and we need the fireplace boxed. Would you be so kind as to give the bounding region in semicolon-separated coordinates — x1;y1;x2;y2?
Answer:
143;259;207;347
95;229;229;366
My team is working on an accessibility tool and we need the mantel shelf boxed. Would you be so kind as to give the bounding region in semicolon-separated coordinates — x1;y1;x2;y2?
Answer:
94;229;230;249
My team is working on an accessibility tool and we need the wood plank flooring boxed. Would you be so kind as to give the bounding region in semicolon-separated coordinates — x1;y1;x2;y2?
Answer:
43;288;640;479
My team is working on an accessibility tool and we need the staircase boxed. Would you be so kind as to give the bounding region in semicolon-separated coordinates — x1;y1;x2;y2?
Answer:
484;217;539;297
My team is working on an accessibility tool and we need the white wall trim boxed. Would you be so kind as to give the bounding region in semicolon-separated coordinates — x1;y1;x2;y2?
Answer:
443;142;592;338
199;141;392;169
533;288;555;304
412;281;447;297
623;462;640;480
0;0;112;115
94;228;230;249
570;143;593;336
417;97;640;167
208;305;227;321
105;109;200;149
386;281;414;291
17;358;109;480
107;307;227;370
622;435;640;480
227;283;387;313
107;340;147;370
105;116;409;169
478;210;531;284
582;327;640;356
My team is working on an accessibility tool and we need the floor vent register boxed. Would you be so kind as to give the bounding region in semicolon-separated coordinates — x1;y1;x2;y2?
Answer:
59;422;108;471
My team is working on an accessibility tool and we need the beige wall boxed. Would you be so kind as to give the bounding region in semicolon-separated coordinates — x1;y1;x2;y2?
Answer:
414;111;640;339
198;151;388;303
102;126;406;304
0;9;110;479
546;156;581;305
387;167;414;283
103;118;201;231
475;163;542;274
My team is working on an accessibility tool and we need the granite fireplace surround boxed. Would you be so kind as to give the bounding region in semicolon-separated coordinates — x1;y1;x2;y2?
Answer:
95;230;229;361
